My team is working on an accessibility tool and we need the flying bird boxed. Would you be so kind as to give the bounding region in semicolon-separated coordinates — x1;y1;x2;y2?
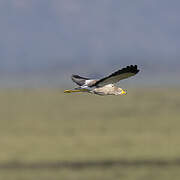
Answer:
64;65;139;96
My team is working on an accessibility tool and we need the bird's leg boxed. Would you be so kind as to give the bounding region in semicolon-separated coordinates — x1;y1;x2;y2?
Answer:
64;88;90;93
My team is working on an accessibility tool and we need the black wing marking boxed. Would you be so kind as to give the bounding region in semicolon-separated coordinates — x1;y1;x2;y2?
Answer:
71;75;90;86
93;65;140;87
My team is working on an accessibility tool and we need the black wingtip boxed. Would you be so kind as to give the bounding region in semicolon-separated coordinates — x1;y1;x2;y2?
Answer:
121;65;139;74
71;74;82;79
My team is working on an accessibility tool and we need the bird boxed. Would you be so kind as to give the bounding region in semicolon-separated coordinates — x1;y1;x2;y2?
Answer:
64;65;140;96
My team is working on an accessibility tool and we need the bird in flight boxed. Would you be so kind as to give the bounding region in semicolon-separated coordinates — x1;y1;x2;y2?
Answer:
64;65;139;96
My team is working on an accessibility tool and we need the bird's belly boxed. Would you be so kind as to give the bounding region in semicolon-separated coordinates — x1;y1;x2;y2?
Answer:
93;87;113;96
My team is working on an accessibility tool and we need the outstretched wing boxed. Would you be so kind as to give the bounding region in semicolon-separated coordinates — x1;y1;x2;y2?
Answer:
71;75;90;86
93;65;140;87
71;75;97;87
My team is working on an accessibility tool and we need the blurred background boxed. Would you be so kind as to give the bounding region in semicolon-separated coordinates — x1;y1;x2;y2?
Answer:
0;0;180;179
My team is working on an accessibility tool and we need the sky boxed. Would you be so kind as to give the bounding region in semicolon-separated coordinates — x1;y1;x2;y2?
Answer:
0;0;180;87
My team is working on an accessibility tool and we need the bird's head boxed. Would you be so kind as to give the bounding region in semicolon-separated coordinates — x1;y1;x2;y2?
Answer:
116;88;127;95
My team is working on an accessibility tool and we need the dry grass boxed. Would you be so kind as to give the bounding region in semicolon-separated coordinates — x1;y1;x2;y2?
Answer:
0;87;180;179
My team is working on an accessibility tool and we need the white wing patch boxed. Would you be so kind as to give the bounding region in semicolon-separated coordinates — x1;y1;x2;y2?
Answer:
81;80;97;88
85;80;95;85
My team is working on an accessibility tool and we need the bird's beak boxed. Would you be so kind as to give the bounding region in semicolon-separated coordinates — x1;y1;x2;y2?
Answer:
121;89;127;95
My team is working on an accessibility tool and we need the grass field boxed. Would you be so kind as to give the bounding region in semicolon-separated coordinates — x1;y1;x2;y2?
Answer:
0;87;180;179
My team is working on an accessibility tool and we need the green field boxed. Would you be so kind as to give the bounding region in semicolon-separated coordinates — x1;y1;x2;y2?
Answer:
0;88;180;179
